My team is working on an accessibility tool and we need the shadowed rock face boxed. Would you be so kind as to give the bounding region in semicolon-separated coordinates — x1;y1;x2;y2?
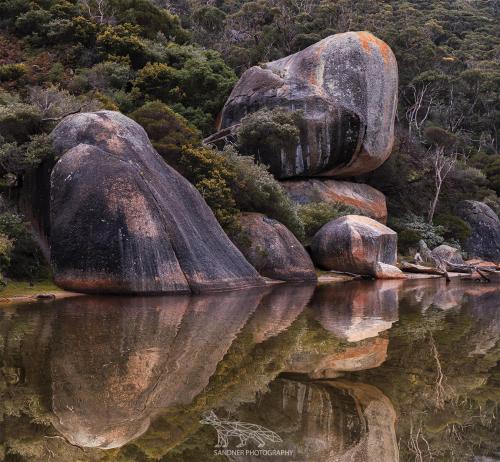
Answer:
234;213;317;282
218;31;398;179
50;110;264;294
311;215;398;276
282;179;388;222
456;200;500;262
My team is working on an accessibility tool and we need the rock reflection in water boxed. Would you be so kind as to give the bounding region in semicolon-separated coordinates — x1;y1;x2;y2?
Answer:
50;290;264;449
233;378;398;462
312;280;400;341
286;281;400;378
1;280;498;461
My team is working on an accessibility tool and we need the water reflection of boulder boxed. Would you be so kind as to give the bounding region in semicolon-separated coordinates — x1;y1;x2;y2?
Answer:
284;281;400;378
50;290;263;449
234;378;398;462
399;279;500;312
245;283;315;343
311;281;400;341
463;285;500;357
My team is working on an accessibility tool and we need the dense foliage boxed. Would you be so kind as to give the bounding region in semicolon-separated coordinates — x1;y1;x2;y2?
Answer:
0;0;498;279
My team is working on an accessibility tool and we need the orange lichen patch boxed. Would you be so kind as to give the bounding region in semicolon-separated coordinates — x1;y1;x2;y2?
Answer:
356;31;391;65
307;38;329;86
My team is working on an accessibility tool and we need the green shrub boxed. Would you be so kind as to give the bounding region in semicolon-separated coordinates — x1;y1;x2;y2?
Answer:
0;133;53;176
390;213;446;250
170;145;303;238
398;229;423;254
0;233;14;281
113;0;188;41
434;214;471;244
71;60;133;93
0;63;26;82
223;146;304;240
131;101;201;164
177;146;239;231
297;201;356;242
237;107;302;163
0;213;48;280
133;44;236;133
133;62;177;101
0;103;42;142
97;24;151;69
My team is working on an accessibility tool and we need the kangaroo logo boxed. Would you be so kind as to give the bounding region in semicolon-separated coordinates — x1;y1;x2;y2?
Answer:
200;410;283;448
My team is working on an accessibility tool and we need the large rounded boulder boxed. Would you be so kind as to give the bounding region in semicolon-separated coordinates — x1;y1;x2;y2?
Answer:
50;110;264;294
234;213;317;282
282;179;387;223
218;31;398;179
311;215;397;276
456;200;500;262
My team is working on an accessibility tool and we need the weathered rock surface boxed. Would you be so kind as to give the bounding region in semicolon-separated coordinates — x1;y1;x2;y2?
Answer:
375;262;407;279
218;31;398;179
431;244;464;265
50;110;264;294
311;215;398;276
456;200;500;262
282;179;388;222
235;212;316;281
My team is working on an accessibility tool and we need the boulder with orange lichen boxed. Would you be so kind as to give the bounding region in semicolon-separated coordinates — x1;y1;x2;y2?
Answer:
50;110;264;294
311;215;398;277
282;179;388;223
215;31;398;179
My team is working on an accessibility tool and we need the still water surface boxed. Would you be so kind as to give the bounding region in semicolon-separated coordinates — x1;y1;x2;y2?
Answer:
0;279;498;461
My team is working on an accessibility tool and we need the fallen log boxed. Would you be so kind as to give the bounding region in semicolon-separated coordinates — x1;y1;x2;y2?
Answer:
400;262;447;277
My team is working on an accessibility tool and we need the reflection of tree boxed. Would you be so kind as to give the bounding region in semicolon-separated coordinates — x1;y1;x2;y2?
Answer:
350;295;500;461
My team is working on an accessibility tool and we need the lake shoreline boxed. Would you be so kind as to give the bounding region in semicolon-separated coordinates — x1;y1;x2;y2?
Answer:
0;271;478;305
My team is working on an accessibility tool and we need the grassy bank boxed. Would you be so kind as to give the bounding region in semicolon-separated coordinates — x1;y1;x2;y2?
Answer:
0;280;64;301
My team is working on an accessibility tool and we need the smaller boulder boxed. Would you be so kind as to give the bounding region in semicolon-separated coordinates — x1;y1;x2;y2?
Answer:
234;213;317;282
456;201;500;262
311;215;397;276
431;244;464;265
374;262;407;280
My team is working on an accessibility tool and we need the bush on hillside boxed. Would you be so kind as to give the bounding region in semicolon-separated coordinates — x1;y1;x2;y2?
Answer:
131;101;201;164
434;214;471;245
237;107;302;161
223;146;303;240
0;212;48;280
390;213;446;252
